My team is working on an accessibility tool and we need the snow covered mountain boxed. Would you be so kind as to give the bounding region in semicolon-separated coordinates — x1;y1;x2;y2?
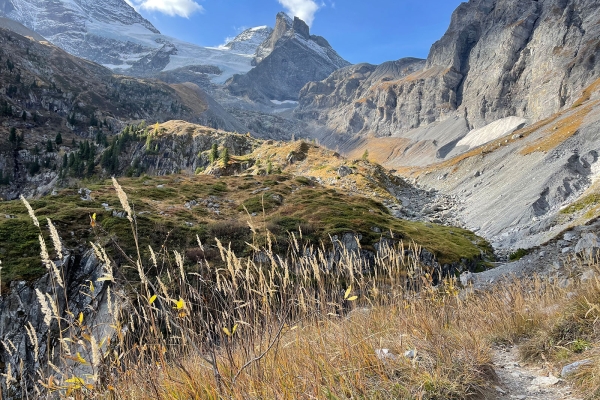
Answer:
220;26;273;56
225;12;350;101
0;0;259;82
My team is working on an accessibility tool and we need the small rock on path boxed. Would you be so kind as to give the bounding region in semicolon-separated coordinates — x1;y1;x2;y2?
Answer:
493;345;581;400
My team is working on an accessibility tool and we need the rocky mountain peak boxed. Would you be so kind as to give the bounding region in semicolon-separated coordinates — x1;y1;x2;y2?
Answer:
227;12;350;101
222;25;273;56
292;16;310;38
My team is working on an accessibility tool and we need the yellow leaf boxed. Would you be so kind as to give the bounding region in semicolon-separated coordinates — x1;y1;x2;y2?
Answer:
344;286;352;300
92;213;96;221
223;327;231;337
149;294;157;305
231;324;238;335
347;296;358;301
175;298;185;310
75;353;87;365
78;312;84;325
89;280;95;293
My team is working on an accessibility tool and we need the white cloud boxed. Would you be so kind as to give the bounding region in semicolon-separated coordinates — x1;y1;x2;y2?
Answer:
127;0;204;18
277;0;320;26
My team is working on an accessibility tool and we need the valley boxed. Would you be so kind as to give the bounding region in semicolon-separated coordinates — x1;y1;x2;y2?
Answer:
0;0;600;398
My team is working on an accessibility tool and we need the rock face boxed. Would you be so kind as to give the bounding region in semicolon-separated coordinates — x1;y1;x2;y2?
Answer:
415;97;600;251
297;0;600;163
222;26;274;56
225;12;350;101
0;249;110;398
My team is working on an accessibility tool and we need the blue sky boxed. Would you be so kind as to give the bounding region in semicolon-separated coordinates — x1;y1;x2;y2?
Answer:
130;0;464;65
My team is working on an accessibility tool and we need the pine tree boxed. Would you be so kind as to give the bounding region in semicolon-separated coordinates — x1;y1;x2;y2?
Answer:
8;127;16;143
209;143;218;164
362;149;369;161
220;147;230;165
46;139;53;153
21;111;26;121
86;160;95;176
55;132;62;145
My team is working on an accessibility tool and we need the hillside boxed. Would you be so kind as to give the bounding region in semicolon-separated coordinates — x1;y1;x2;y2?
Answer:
0;26;248;199
376;77;600;252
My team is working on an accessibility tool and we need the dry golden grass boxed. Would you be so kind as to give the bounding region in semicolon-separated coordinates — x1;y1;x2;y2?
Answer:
13;181;600;400
573;77;600;107
520;104;594;155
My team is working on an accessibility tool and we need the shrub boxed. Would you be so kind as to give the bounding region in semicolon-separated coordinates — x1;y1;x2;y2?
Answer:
509;248;528;261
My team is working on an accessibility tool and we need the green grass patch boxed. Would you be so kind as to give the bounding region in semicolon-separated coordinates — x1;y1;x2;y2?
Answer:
509;248;529;261
560;193;600;214
0;173;492;289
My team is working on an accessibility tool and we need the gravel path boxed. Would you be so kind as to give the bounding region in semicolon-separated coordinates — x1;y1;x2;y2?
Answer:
492;345;582;400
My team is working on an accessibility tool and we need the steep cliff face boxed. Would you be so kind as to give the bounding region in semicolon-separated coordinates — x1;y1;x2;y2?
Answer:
225;12;350;102
297;0;600;164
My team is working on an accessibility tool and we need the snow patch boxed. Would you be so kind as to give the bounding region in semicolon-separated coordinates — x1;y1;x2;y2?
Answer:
270;100;299;105
457;117;528;149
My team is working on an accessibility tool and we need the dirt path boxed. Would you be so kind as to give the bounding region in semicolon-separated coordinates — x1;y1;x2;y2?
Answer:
492;345;582;400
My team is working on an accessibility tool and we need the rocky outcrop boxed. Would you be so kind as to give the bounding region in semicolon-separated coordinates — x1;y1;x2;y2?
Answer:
297;0;600;164
114;121;262;177
0;249;110;398
225;12;350;101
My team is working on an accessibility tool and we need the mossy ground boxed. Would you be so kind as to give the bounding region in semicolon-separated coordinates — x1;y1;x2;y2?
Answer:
0;173;491;289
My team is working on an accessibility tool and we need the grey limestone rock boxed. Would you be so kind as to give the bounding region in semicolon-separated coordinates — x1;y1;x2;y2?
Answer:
225;12;350;102
561;359;593;377
337;165;353;177
0;249;111;398
575;233;600;257
297;0;600;163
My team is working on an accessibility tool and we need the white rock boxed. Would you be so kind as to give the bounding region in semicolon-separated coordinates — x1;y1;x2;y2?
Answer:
530;375;560;387
375;348;397;360
404;349;417;359
564;232;577;241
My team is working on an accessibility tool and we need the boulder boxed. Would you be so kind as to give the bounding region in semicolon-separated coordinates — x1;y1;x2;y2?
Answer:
561;359;593;377
337;165;353;178
575;233;600;258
